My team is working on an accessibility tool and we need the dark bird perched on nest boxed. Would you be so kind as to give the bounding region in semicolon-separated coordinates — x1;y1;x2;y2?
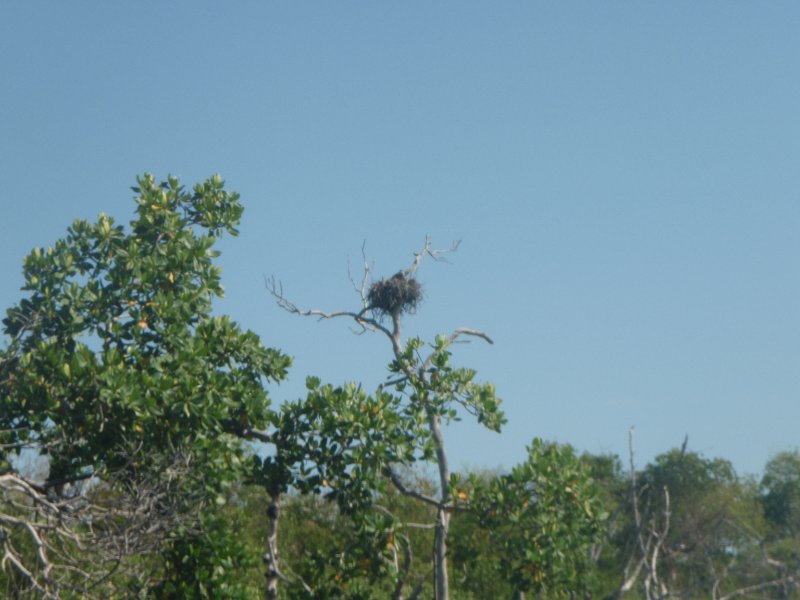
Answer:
367;271;422;318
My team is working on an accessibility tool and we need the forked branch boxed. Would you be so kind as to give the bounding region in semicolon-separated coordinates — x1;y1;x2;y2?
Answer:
403;237;461;277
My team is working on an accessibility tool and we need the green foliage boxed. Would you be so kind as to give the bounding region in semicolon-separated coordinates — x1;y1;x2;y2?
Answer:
639;450;758;593
0;174;290;596
762;450;800;536
574;452;629;597
6;176;797;599
154;509;261;600
1;173;289;482
253;379;417;514
387;335;506;452
461;439;607;596
584;446;798;599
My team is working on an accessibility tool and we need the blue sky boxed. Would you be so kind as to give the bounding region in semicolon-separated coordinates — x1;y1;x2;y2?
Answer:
1;2;798;476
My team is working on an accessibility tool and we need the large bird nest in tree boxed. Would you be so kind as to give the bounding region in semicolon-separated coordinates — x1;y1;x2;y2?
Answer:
367;272;422;318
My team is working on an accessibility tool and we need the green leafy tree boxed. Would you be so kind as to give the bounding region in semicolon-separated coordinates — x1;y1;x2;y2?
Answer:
269;241;503;599
599;438;798;600
269;241;607;600
0;174;290;596
757;451;800;597
251;379;419;598
454;440;607;598
762;451;800;537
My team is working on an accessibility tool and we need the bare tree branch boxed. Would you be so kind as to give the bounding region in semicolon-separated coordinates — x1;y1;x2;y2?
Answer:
718;574;800;600
619;427;672;600
446;327;494;346
347;240;373;309
402;237;461;277
243;427;274;444
385;469;441;509
265;275;395;342
0;446;206;598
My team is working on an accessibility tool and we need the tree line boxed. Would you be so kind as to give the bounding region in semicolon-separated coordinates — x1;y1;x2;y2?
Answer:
0;175;797;599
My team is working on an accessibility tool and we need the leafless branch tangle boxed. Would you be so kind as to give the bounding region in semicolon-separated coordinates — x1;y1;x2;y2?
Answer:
0;446;205;598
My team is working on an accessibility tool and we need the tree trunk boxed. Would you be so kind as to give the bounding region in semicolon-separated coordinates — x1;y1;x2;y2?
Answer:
264;489;282;599
427;408;451;600
433;505;451;600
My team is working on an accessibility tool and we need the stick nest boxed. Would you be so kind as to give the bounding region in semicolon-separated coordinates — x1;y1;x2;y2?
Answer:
367;272;422;317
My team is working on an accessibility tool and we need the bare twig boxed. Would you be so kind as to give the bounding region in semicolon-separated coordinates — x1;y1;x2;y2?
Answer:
374;504;436;530
622;427;671;600
347;240;373;309
446;327;494;346
265;275;394;341
403;237;461;277
0;446;205;598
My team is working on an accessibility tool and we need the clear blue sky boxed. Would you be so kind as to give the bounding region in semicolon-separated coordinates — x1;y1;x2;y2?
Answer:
1;2;798;477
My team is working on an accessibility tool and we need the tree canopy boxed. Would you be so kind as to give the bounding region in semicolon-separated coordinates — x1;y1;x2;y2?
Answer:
0;175;797;599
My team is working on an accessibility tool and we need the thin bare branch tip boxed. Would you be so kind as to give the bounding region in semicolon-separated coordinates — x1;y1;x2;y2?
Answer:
404;237;461;276
347;240;373;306
429;239;461;262
448;327;494;345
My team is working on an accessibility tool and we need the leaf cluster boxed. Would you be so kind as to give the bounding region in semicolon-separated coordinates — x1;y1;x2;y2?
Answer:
459;439;607;595
0;174;291;596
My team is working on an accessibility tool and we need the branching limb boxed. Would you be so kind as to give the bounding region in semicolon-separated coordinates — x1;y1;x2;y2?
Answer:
348;240;373;309
718;574;800;600
446;327;493;346
0;446;206;598
711;545;799;600
373;504;436;531
266;276;394;342
402;237;461;277
419;328;494;375
645;486;670;599
380;375;410;390
385;469;441;509
392;532;415;600
243;428;274;444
